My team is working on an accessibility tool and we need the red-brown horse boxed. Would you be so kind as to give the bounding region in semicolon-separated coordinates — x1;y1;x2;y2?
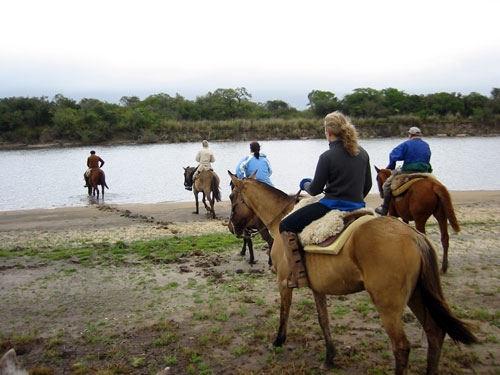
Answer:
88;168;108;200
375;167;460;273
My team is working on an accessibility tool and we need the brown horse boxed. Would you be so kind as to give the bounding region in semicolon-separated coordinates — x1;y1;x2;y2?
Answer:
228;212;274;265
88;168;108;199
375;167;460;273
229;180;274;265
228;171;477;375
183;166;221;219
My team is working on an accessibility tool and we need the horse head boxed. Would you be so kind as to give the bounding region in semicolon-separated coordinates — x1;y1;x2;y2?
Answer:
374;166;391;198
183;166;194;188
228;171;258;237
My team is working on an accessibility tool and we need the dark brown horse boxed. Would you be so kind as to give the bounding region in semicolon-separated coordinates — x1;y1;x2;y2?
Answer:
228;171;476;375
229;180;274;265
88;168;108;199
183;166;221;219
228;213;274;265
375;167;460;273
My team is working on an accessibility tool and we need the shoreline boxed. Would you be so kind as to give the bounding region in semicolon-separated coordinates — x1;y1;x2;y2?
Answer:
1;191;499;232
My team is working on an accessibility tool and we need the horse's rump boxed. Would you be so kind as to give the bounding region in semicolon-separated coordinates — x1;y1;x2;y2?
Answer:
90;168;108;188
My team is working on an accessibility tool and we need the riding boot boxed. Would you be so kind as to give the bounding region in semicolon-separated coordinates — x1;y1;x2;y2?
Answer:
281;231;309;288
83;174;89;188
375;185;392;216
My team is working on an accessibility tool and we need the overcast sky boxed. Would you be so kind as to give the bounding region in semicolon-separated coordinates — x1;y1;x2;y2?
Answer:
1;0;499;109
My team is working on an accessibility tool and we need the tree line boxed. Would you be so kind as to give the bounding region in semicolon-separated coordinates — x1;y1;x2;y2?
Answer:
1;87;499;146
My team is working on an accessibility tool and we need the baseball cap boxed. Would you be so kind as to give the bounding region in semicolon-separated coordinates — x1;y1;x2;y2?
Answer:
408;127;422;136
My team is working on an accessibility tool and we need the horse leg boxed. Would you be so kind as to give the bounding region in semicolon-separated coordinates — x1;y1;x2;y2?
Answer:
260;227;274;266
365;282;411;374
312;292;336;370
435;215;450;274
240;238;247;257
209;194;216;219
205;191;215;218
407;288;446;375
193;191;199;214
247;237;255;264
273;286;293;347
201;192;210;213
377;307;411;374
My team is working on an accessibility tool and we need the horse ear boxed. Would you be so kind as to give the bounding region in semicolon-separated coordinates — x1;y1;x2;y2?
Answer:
248;171;257;179
228;170;239;186
375;166;380;173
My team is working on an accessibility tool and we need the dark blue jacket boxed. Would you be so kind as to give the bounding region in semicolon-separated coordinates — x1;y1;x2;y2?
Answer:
387;137;432;172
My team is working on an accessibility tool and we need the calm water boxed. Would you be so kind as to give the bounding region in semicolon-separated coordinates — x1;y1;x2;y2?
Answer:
1;137;499;211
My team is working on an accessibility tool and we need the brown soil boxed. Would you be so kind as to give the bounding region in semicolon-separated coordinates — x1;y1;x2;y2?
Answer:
0;192;499;374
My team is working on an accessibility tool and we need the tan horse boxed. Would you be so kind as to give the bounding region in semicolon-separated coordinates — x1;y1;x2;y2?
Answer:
88;168;108;200
228;171;477;375
375;167;460;273
183;166;221;219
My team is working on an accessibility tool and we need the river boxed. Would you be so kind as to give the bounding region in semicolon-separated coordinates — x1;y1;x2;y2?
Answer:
1;137;499;211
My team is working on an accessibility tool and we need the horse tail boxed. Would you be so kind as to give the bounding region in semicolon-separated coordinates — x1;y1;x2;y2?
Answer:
434;183;460;232
212;176;221;202
100;170;109;189
415;233;478;345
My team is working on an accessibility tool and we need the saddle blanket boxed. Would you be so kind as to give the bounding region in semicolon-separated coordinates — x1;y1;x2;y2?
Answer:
288;194;375;255
303;215;374;255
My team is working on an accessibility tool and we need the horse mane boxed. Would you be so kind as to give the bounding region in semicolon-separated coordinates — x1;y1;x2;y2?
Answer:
243;178;293;202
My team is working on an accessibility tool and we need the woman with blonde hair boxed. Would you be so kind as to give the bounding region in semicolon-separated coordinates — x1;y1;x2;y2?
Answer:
279;111;372;288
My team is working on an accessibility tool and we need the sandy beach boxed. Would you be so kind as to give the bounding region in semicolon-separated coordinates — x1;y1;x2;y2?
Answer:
1;191;500;247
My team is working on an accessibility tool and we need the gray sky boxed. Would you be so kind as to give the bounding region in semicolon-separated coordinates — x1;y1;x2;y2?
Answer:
1;0;499;109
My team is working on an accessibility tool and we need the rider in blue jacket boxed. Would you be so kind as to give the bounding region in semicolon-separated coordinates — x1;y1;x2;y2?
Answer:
235;142;274;186
375;127;432;215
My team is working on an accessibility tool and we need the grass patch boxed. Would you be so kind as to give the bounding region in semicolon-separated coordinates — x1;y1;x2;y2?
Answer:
2;233;243;265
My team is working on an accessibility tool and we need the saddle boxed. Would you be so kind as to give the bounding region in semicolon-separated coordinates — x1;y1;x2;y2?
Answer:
390;173;436;197
193;166;213;180
289;195;375;255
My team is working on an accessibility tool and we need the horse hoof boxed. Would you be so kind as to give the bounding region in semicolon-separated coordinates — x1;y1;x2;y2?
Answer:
320;360;335;371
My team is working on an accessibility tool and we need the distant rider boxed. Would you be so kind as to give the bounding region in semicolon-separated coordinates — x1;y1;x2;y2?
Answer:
185;140;215;190
375;127;432;215
84;150;105;187
235;141;274;186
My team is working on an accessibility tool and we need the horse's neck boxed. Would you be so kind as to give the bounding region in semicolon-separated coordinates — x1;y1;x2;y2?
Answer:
243;182;293;230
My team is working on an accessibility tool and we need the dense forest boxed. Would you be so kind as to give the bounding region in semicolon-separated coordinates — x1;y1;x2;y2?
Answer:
1;87;499;148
